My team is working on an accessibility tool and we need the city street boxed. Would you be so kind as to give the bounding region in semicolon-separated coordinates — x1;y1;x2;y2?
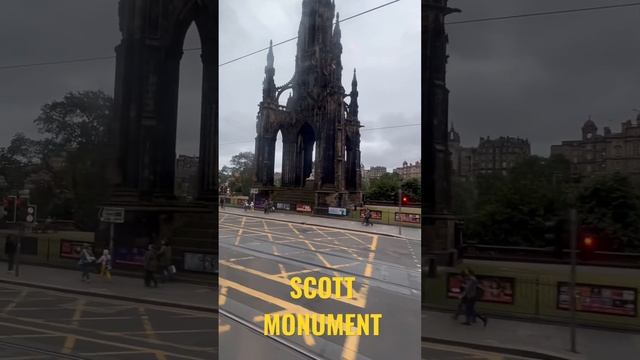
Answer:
422;341;544;360
0;283;216;360
219;211;421;360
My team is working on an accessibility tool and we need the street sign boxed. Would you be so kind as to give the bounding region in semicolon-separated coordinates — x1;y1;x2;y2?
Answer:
100;207;125;223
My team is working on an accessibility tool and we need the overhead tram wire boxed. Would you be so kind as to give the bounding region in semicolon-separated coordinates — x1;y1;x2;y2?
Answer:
2;1;640;71
0;0;402;72
219;123;420;146
446;2;640;25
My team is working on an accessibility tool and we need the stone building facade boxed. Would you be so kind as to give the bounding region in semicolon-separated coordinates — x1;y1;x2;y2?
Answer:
175;155;199;200
394;161;421;180
550;116;640;179
448;127;530;178
474;136;531;175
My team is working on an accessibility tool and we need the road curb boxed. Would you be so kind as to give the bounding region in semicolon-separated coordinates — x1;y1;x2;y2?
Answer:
0;277;217;314
422;336;572;360
221;210;418;240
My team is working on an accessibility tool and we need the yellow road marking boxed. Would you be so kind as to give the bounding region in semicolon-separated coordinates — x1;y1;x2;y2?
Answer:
138;307;168;360
219;260;366;307
341;332;361;360
234;217;246;245
3;289;27;314
219;286;228;306
0;320;208;360
344;232;371;247
289;223;304;238
221;223;368;254
63;298;85;354
219;324;231;333
278;263;287;277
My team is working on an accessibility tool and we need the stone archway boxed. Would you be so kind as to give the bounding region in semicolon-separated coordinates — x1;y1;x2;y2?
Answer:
110;0;218;203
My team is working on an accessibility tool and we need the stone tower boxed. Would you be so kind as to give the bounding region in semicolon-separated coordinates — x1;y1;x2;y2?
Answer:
422;0;461;266
254;0;362;212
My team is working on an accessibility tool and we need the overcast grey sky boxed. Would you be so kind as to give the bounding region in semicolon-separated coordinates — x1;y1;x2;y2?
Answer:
0;0;638;169
219;0;421;170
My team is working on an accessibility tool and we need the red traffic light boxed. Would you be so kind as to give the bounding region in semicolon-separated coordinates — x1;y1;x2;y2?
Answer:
583;236;594;248
402;196;409;205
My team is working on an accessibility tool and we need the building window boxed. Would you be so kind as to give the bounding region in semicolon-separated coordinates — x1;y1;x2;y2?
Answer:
615;145;623;157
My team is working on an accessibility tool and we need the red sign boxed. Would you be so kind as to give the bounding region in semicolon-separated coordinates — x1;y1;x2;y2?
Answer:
447;273;515;304
360;209;382;220
60;240;93;259
296;204;312;212
395;212;421;224
557;282;637;317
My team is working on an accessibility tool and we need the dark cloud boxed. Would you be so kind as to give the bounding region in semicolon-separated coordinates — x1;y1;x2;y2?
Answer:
447;0;640;154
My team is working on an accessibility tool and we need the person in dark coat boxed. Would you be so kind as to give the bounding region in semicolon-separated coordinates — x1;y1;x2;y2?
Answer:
4;235;17;272
157;241;173;282
143;244;158;288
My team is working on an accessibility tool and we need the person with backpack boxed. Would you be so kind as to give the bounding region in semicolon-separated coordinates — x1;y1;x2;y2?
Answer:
461;269;488;326
143;244;158;288
157;240;173;282
78;244;96;283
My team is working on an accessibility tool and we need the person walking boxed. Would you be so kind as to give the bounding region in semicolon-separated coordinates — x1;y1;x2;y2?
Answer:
452;270;469;321
157;240;173;282
143;244;158;288
462;270;488;326
96;249;112;281
4;235;17;273
78;245;95;282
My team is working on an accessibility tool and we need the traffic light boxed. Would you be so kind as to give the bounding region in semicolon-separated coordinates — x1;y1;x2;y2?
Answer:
401;196;409;205
4;196;16;223
25;205;36;223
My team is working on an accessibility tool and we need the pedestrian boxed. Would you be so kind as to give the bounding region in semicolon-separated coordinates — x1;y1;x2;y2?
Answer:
250;201;255;211
157;240;173;282
220;196;225;208
462;269;488;326
243;200;249;212
452;270;468;321
78;244;96;283
143;244;158;288
96;249;112;281
264;200;270;214
4;235;17;273
363;208;373;226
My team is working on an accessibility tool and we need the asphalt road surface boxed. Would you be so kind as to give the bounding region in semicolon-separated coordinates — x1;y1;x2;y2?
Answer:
219;212;421;360
0;284;217;360
422;341;542;360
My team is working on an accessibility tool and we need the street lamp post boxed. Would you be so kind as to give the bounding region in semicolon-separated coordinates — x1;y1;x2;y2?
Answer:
398;189;403;236
569;208;578;353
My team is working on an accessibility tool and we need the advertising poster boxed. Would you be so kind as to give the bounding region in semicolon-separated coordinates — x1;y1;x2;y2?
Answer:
360;209;382;220
59;240;93;259
296;204;312;212
394;212;421;224
328;207;347;216
184;252;217;274
114;246;147;266
557;282;637;317
276;202;290;211
447;273;515;304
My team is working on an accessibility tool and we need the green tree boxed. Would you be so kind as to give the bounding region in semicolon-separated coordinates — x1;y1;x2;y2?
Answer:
576;173;640;251
33;90;113;229
401;177;421;203
228;152;255;196
466;155;572;247
366;173;401;202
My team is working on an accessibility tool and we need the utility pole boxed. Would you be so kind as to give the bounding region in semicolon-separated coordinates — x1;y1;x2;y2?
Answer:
398;189;403;236
569;208;578;353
